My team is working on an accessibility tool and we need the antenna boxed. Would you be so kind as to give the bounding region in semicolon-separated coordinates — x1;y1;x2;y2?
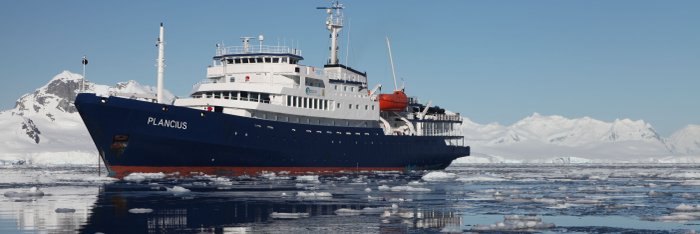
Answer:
386;36;398;91
317;1;344;65
156;22;165;104
240;36;254;53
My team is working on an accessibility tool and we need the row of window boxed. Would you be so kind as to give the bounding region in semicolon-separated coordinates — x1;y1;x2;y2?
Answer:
220;56;300;65
191;91;271;103
286;95;330;110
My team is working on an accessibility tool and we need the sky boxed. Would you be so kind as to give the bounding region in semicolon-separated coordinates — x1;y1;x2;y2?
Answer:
0;1;698;136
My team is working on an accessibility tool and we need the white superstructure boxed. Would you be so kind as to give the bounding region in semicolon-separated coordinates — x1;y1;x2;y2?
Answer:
168;1;464;142
174;35;379;128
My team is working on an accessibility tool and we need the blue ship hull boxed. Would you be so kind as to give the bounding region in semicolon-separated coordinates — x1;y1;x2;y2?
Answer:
75;93;469;177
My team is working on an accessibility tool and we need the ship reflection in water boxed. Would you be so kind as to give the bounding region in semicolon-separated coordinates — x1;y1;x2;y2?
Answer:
79;173;461;233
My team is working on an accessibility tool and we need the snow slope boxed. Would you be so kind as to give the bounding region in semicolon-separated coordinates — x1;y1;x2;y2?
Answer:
0;71;173;165
456;113;700;164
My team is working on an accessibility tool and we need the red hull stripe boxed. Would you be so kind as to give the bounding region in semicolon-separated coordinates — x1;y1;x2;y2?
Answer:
110;166;404;178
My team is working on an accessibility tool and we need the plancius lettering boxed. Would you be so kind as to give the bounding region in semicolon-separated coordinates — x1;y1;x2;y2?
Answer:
147;117;188;130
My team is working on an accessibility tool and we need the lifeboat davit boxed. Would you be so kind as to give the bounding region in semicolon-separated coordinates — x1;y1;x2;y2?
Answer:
378;90;408;111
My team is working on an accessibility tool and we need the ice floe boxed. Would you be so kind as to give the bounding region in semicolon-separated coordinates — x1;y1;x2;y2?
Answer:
296;191;332;199
295;175;320;184
4;187;45;199
389;186;431;192
675;204;700;212
471;215;555;231
166;186;190;193
270;212;309;219
123;172;166;182
421;171;456;182
456;175;506;182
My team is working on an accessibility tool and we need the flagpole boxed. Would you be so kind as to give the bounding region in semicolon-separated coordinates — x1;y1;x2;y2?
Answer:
81;56;88;92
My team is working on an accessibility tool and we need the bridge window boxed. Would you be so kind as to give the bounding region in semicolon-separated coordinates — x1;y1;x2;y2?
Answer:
234;58;241;64
264;57;271;63
256;58;263;63
282;57;288;63
241;58;249;64
273;57;280;63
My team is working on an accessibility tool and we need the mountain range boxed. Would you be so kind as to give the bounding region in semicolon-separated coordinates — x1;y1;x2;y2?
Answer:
0;70;698;165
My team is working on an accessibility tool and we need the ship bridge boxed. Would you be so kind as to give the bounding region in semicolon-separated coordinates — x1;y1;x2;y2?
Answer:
212;37;303;68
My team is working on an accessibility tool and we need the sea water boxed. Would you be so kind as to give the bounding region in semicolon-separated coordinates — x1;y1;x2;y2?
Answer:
0;164;699;233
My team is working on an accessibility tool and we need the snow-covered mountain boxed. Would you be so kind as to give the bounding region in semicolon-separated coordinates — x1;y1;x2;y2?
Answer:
458;113;700;164
0;70;173;165
667;125;700;155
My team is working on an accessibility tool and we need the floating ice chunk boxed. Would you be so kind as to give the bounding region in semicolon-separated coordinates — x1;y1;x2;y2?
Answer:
295;175;320;183
472;215;554;231
4;187;45;198
532;198;560;205
270;212;309;219
296;191;332;199
388;197;413;202
55;208;76;213
675;204;700;211
123;172;165;182
367;195;384;201
547;203;575;209
654;214;698;222
209;177;233;186
166;186;190;193
668;172;700;179
389;186;431;192
504;215;541;222
569;198;601;205
335;208;363;216
421;171;456;182
129;208;153;214
364;187;372;192
648;190;672;197
456;175;506;182
361;207;388;214
378;185;390;191
681;180;700;186
440;224;463;233
407;181;425;186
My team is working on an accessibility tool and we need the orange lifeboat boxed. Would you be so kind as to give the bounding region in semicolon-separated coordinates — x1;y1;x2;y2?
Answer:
378;90;408;111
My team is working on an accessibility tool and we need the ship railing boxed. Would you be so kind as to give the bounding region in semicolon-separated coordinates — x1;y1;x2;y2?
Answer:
422;114;462;122
191;79;299;94
217;45;302;56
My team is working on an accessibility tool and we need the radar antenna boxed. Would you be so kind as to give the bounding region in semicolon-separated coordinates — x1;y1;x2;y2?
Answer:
317;1;344;65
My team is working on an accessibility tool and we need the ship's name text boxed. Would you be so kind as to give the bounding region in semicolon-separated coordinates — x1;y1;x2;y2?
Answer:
147;117;188;130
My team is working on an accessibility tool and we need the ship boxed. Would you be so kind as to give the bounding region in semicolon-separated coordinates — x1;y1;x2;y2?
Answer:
75;1;469;178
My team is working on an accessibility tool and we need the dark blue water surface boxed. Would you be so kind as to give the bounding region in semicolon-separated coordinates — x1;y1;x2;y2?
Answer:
1;164;700;233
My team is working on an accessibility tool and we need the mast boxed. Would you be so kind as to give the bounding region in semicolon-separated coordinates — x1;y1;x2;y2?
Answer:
156;23;165;104
317;1;344;65
386;37;398;91
81;56;88;92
